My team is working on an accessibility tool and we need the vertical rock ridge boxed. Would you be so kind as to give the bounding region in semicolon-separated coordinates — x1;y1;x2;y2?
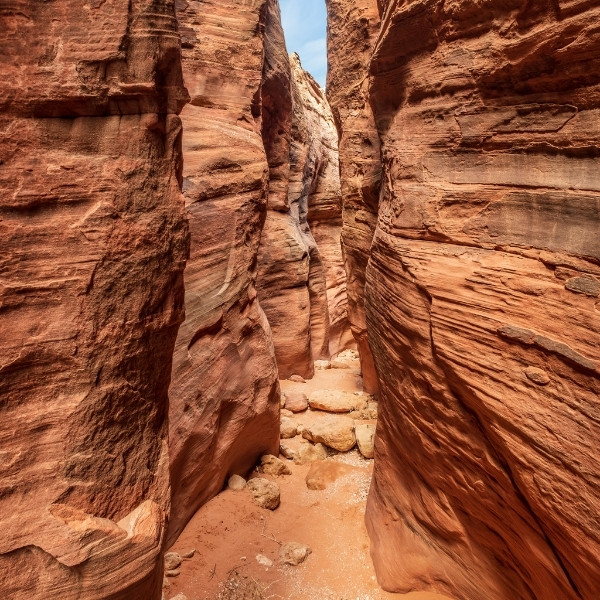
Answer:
326;0;382;393
167;0;282;547
257;51;353;379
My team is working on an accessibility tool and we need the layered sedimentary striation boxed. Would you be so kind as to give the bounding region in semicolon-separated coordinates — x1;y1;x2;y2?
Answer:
257;53;352;379
167;0;283;546
326;0;381;393
0;1;188;598
327;0;600;598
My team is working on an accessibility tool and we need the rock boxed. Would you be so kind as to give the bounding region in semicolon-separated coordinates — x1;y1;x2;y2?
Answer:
308;389;365;413
315;360;332;370
289;374;307;383
247;478;280;510
294;441;328;465
284;391;309;413
0;0;189;596
163;578;170;590
228;475;247;491
281;409;295;418
167;0;282;546
256;554;273;568
355;423;376;459
525;367;551;386
280;393;287;408
169;595;188;600
257;51;353;381
330;359;352;369
279;542;312;566
260;454;292;476
279;443;296;460
181;549;196;559
302;416;356;452
280;416;299;439
325;0;381;396
164;552;183;572
305;461;359;490
329;0;600;598
165;570;180;578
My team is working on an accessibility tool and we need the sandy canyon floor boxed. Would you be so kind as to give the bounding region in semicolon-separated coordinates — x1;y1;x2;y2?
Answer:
165;357;452;600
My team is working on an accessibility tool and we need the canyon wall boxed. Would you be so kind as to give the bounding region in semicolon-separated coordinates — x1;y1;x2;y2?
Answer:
326;0;382;393
257;53;352;379
328;0;600;599
167;0;283;545
0;1;188;598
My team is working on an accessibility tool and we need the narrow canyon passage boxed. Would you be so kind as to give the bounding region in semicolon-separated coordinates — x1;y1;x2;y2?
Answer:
165;353;451;600
0;1;598;600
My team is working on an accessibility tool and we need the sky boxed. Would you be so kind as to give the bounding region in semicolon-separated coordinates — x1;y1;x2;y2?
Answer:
280;0;328;88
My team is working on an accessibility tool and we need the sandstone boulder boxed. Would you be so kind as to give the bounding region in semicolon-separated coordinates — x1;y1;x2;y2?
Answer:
302;416;356;452
284;391;309;413
164;552;183;572
279;542;312;566
247;478;280;511
228;475;247;491
280;417;299;439
308;389;365;413
260;455;292;476
354;423;376;459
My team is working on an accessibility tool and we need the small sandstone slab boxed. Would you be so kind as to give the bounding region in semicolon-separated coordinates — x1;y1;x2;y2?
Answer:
165;569;180;578
308;390;364;413
260;454;292;476
280;416;299;439
247;478;280;510
164;552;182;571
305;461;358;490
279;443;296;460
284;391;309;413
228;474;247;491
525;366;551;386
289;374;306;383
169;594;188;600
294;441;328;465
314;360;331;370
181;549;195;559
302;416;356;452
355;423;376;459
279;542;312;565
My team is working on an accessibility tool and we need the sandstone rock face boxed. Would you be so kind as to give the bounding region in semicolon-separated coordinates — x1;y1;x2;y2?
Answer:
327;1;600;598
257;53;352;379
0;2;188;598
326;0;382;393
167;0;282;546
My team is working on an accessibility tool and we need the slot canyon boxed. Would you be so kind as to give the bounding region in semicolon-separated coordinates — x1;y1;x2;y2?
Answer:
0;0;598;599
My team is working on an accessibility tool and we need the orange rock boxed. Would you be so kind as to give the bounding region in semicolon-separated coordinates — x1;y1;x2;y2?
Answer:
167;0;282;546
0;1;188;597
328;1;600;598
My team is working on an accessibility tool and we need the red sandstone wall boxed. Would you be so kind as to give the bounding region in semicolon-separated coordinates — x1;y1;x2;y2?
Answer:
327;0;600;598
167;0;282;546
0;1;188;598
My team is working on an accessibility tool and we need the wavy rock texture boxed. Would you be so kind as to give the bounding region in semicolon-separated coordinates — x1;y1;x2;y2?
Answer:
167;0;282;546
0;1;188;598
326;0;382;392
257;53;351;379
328;1;600;598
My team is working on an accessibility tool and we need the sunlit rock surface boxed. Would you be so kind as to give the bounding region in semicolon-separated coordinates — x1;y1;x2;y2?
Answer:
257;53;352;380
